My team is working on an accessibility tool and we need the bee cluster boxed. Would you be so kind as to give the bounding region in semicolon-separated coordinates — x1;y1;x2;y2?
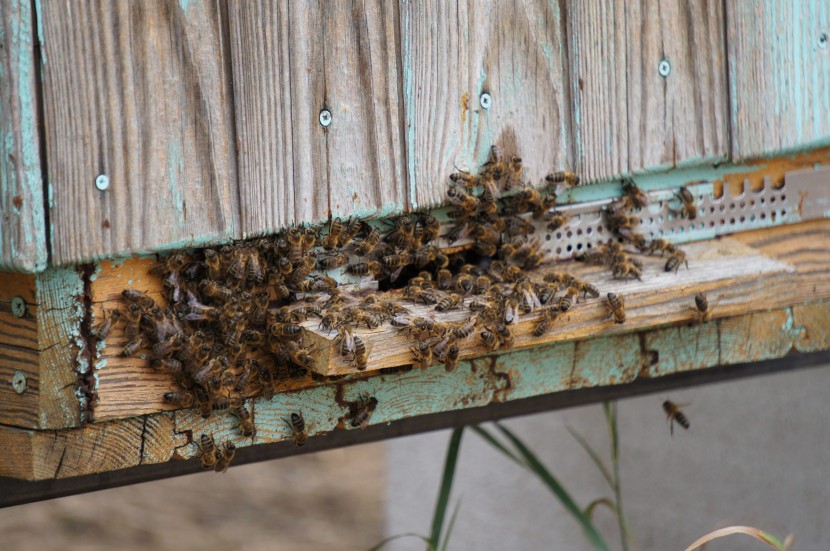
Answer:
97;145;695;469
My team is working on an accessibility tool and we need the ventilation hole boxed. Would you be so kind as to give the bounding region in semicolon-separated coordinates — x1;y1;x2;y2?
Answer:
658;229;665;236
719;205;726;212
586;243;593;249
699;208;705;216
576;229;583;236
750;214;756;221
677;226;685;233
545;234;551;241
556;232;562;239
781;209;787;216
556;247;562;254
750;200;755;207
597;226;604;233
566;245;573;252
740;201;746;208
566;231;573;238
760;198;766;204
771;211;778;221
709;220;715;227
658;200;665;208
739;216;745;223
770;196;776;204
648;217;654;224
781;194;786;202
586;227;593;235
699;222;705;229
576;243;583;250
658;216;664;223
719;219;726;225
668;213;674;221
760;212;766;219
729;217;736;224
709;206;716;213
698;195;704;202
729;203;736;211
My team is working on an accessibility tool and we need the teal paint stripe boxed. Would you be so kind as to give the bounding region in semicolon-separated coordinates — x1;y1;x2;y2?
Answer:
0;0;47;273
400;3;417;210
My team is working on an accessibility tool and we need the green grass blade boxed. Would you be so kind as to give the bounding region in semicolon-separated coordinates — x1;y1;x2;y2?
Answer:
439;500;462;551
583;497;616;521
429;427;464;550
566;426;614;489
494;422;611;551
470;425;524;467
367;533;433;551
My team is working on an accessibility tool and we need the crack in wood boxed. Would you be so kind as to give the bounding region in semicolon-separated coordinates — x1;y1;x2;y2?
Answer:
138;416;148;465
53;445;67;479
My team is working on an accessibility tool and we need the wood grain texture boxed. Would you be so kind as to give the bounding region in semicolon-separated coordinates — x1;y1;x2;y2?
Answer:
0;0;47;272
5;300;830;481
400;0;572;208
726;0;830;159
567;0;729;182
229;0;407;235
39;0;239;265
0;272;40;429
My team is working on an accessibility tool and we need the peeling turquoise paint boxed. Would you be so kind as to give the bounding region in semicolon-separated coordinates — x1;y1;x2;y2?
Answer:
33;0;45;65
178;0;196;15
167;142;186;229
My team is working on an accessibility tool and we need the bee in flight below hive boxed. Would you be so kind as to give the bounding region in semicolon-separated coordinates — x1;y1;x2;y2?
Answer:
662;400;690;436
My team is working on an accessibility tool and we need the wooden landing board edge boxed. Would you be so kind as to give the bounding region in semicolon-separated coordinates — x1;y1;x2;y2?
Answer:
1;300;829;482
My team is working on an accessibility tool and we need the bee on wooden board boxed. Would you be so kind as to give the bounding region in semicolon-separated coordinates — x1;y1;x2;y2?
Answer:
350;394;379;429
94;309;122;339
692;291;711;323
605;292;626;324
214;441;237;473
233;405;256;437
198;433;218;470
662;400;690;435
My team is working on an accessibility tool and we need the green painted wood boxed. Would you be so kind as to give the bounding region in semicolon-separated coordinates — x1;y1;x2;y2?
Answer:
0;0;47;272
726;0;830;159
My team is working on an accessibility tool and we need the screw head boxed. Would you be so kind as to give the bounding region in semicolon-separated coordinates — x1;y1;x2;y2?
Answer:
10;296;26;318
11;371;27;394
95;174;110;191
819;32;828;49
658;59;671;78
480;93;492;110
319;109;332;127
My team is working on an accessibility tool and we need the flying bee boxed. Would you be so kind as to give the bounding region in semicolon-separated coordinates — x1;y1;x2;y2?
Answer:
622;179;649;209
322;217;344;250
672;186;698;220
353;227;382;257
435;293;462;312
545;211;570;232
233;405;255;437
317;251;349;270
350;394;379;428
662;400;690;435
214;441;236;473
198;434;218;470
545;170;580;187
94;309;122;339
605;292;626;324
533;307;559;337
163;391;193;408
284;412;308;446
693;291;711;323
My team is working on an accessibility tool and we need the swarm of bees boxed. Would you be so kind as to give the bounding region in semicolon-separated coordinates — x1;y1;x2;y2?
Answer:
96;144;705;471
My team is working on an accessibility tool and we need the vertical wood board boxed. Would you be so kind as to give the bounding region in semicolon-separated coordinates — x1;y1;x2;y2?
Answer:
567;0;729;181
0;0;46;272
726;0;830;159
401;0;572;208
39;0;240;265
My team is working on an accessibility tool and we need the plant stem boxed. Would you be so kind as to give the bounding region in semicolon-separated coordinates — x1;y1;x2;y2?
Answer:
604;402;631;551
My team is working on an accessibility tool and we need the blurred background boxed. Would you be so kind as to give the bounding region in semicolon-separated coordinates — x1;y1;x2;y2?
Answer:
4;365;829;550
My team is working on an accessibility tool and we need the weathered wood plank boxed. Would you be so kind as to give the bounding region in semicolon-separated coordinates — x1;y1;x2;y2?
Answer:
400;0;572;208
726;0;830;159
567;0;729;182
39;0;239;265
5;301;830;481
229;0;407;234
0;0;47;272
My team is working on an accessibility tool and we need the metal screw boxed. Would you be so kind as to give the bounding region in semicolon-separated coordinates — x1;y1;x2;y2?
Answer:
819;32;828;49
11;371;27;394
658;59;671;78
95;174;110;191
10;296;26;318
319;109;332;127
480;93;492;110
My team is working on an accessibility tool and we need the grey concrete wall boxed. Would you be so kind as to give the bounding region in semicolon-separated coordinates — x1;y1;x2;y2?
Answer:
384;365;830;550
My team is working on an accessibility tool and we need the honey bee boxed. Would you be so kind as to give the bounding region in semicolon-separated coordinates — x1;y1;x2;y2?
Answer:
693;291;710;323
121;335;144;357
475;275;492;295
605;292;626;324
350;394;379;428
494;323;514;349
449;171;480;190
479;328;499;350
352;335;368;370
455;273;475;294
354;227;382;257
611;261;642;281
95;309;122;339
665;250;688;273
285;412;308;446
410;341;434;368
662;400;690;435
672;186;698;219
200;280;234;302
203;248;222;279
124;302;142;338
269;321;303;338
385;216;415;249
480;145;506;181
622;179;649;209
317;251;349;270
418;213;441;243
346;260;383;277
339;217;367;247
452;316;480;340
447;187;480;211
558;285;580;312
435;293;462;312
505;156;524;190
214;441;237;473
198;433;218;470
545;171;580;187
163;391;193;408
233;405;256;437
151;333;186;358
443;343;460;372
545;211;570;232
322;217;344;250
533;307;558;337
